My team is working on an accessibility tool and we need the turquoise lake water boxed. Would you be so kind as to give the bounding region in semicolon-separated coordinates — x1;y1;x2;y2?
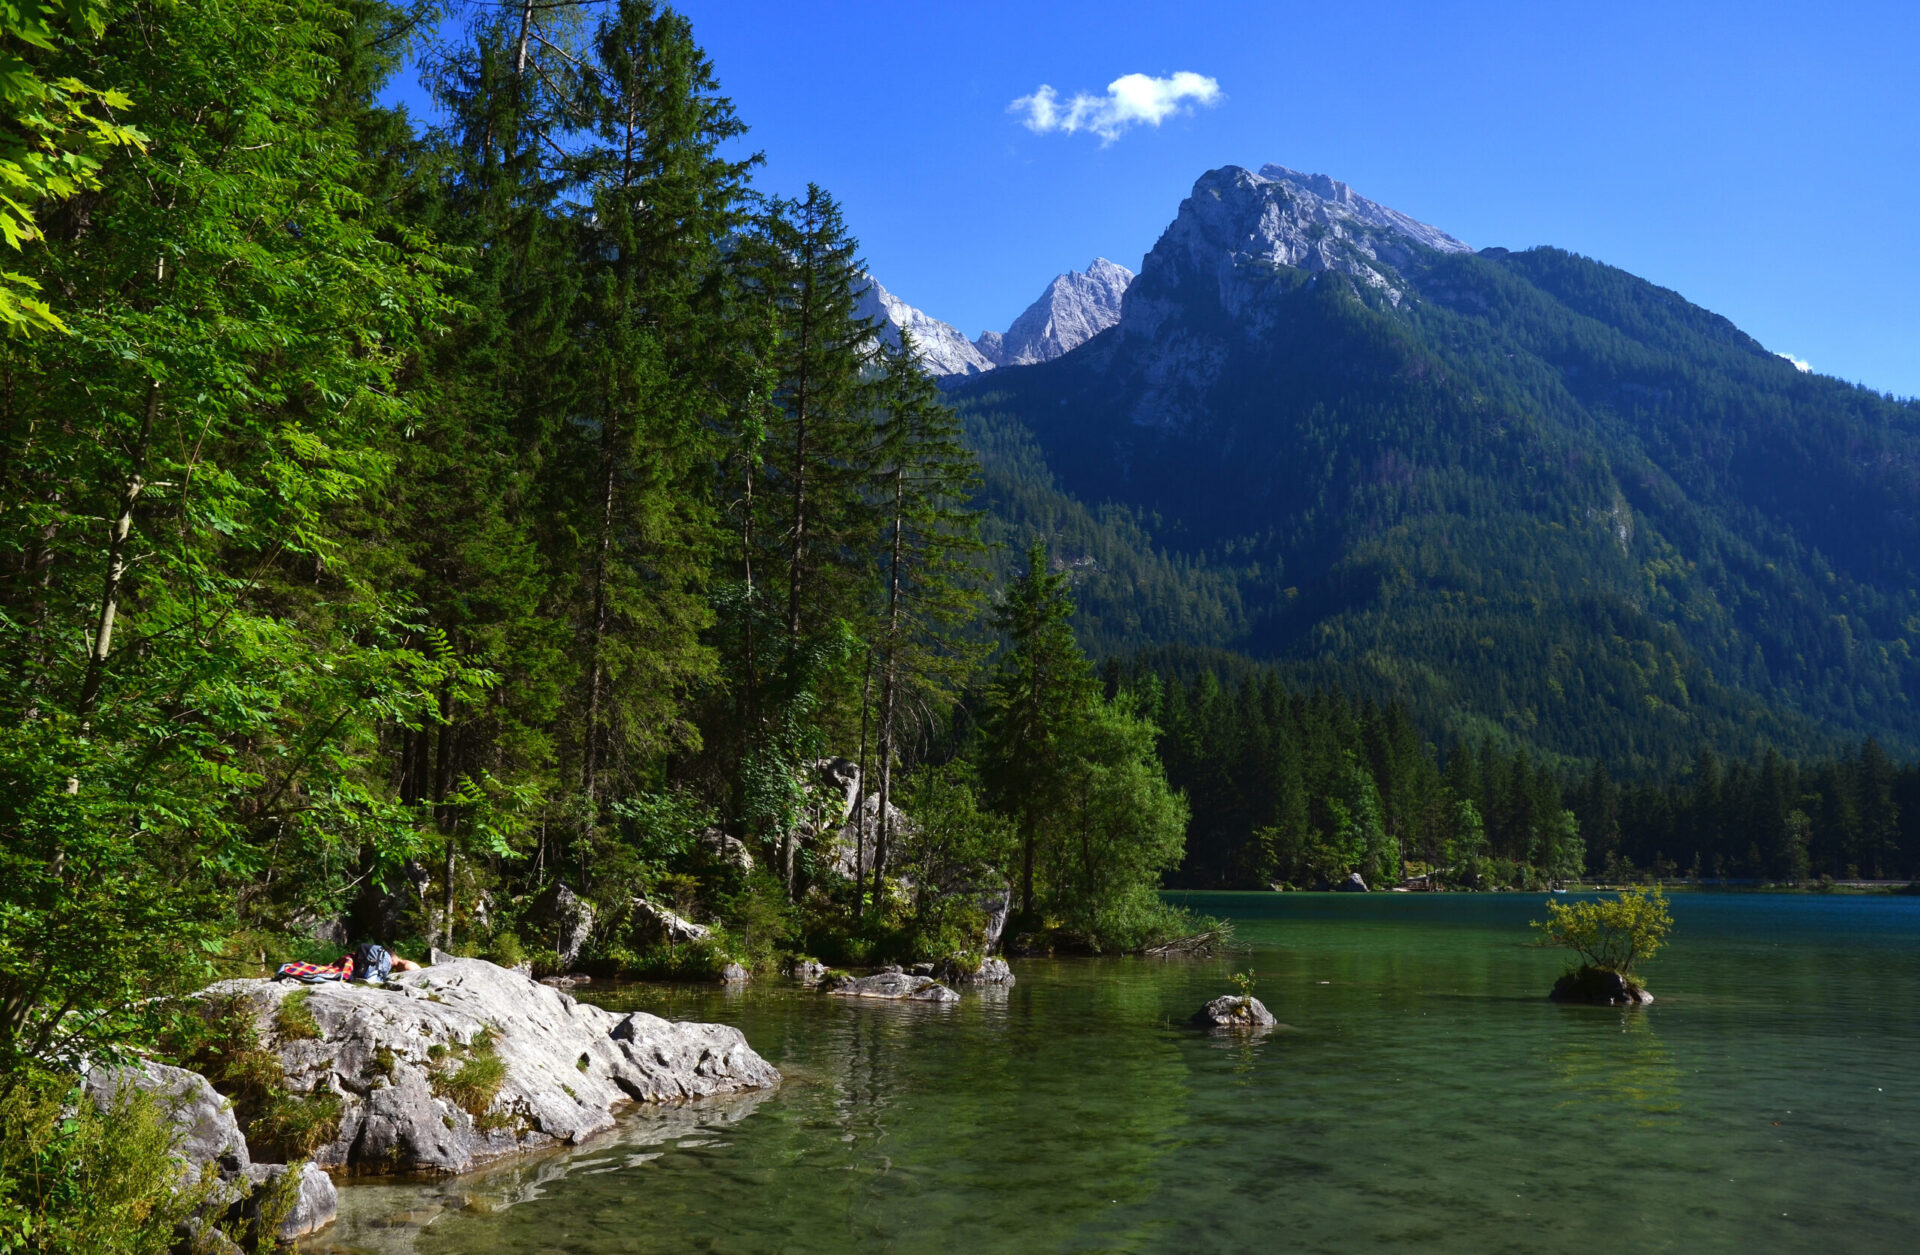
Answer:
306;892;1920;1253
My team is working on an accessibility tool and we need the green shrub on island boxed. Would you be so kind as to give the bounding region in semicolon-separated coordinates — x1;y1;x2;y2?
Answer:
1534;886;1673;1002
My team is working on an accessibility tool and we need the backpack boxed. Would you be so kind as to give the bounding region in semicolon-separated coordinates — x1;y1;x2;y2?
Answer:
350;943;393;983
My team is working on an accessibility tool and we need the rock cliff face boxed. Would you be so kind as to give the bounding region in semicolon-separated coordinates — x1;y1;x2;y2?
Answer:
1122;163;1466;337
976;258;1134;367
196;955;779;1177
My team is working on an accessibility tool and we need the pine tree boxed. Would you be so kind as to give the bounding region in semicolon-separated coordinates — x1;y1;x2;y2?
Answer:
984;541;1098;918
866;333;985;912
562;0;755;878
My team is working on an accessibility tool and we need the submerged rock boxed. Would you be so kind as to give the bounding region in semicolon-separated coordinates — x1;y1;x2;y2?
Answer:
1191;995;1277;1030
194;954;779;1176
720;962;750;984
1549;966;1654;1006
824;970;959;1002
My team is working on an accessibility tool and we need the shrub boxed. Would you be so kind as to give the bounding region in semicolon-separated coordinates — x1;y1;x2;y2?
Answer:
249;1090;343;1160
273;990;321;1042
1533;886;1673;974
0;1068;219;1253
431;1027;508;1125
483;931;526;970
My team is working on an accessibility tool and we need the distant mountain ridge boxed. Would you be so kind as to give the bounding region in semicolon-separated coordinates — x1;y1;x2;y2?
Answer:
950;162;1920;771
859;258;1135;378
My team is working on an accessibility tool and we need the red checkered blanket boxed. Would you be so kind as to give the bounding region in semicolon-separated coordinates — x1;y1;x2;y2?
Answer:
275;958;351;982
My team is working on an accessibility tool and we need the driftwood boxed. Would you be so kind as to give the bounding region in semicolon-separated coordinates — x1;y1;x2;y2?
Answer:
1144;924;1232;958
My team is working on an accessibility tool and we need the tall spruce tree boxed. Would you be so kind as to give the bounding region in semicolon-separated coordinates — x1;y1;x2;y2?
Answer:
866;332;985;912
562;0;755;882
984;541;1098;918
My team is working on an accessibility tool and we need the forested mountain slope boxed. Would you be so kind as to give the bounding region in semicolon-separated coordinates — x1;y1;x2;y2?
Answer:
952;164;1920;772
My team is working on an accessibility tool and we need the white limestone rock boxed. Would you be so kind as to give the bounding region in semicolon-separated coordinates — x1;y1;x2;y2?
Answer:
193;955;779;1177
853;274;997;377
976;258;1134;367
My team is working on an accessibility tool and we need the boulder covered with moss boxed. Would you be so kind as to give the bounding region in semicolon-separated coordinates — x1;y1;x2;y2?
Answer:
1549;965;1654;1006
190;954;779;1176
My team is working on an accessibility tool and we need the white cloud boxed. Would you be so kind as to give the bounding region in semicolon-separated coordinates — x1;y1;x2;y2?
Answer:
1010;71;1222;144
1776;351;1812;373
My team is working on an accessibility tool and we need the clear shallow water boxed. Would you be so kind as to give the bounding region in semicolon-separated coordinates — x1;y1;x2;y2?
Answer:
306;893;1920;1253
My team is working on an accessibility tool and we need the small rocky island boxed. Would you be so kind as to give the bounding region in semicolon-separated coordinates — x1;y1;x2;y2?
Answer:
1191;994;1277;1030
1548;967;1654;1006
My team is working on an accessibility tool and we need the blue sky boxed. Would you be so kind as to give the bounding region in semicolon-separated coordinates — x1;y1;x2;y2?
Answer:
388;1;1920;398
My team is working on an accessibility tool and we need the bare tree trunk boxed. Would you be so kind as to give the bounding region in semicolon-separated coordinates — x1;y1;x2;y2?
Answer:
74;378;159;728
514;0;536;74
580;408;620;886
786;246;814;647
1021;820;1035;920
853;655;873;905
872;469;907;915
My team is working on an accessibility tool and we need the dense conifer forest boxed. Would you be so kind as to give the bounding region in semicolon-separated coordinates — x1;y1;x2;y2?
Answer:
3;3;1920;1244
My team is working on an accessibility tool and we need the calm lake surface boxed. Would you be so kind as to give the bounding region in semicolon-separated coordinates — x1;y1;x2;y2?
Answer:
306;893;1920;1253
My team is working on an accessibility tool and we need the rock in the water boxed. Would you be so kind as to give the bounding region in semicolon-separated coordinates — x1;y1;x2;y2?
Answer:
1336;872;1369;892
195;955;779;1176
937;955;1015;986
909;962;935;976
1549;967;1654;1006
525;883;595;967
785;958;828;983
238;1161;337;1240
825;970;958;1001
1191;995;1277;1030
720;962;750;984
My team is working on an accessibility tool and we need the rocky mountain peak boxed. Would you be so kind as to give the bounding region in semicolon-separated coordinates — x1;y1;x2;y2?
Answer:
1121;163;1469;341
976;258;1135;368
852;274;998;377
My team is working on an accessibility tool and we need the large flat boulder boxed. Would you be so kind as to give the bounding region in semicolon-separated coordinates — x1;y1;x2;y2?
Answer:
196;954;778;1176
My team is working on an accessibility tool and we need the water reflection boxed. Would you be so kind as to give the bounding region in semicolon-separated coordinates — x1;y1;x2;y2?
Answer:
306;1089;773;1254
1548;1008;1682;1125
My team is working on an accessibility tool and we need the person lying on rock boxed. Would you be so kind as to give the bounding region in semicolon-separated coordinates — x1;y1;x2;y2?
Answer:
274;942;421;984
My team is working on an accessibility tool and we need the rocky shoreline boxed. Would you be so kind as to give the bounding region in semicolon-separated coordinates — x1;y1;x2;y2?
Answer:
94;954;781;1244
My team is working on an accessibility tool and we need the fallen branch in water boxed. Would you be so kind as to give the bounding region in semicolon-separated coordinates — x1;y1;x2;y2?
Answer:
1144;924;1233;958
